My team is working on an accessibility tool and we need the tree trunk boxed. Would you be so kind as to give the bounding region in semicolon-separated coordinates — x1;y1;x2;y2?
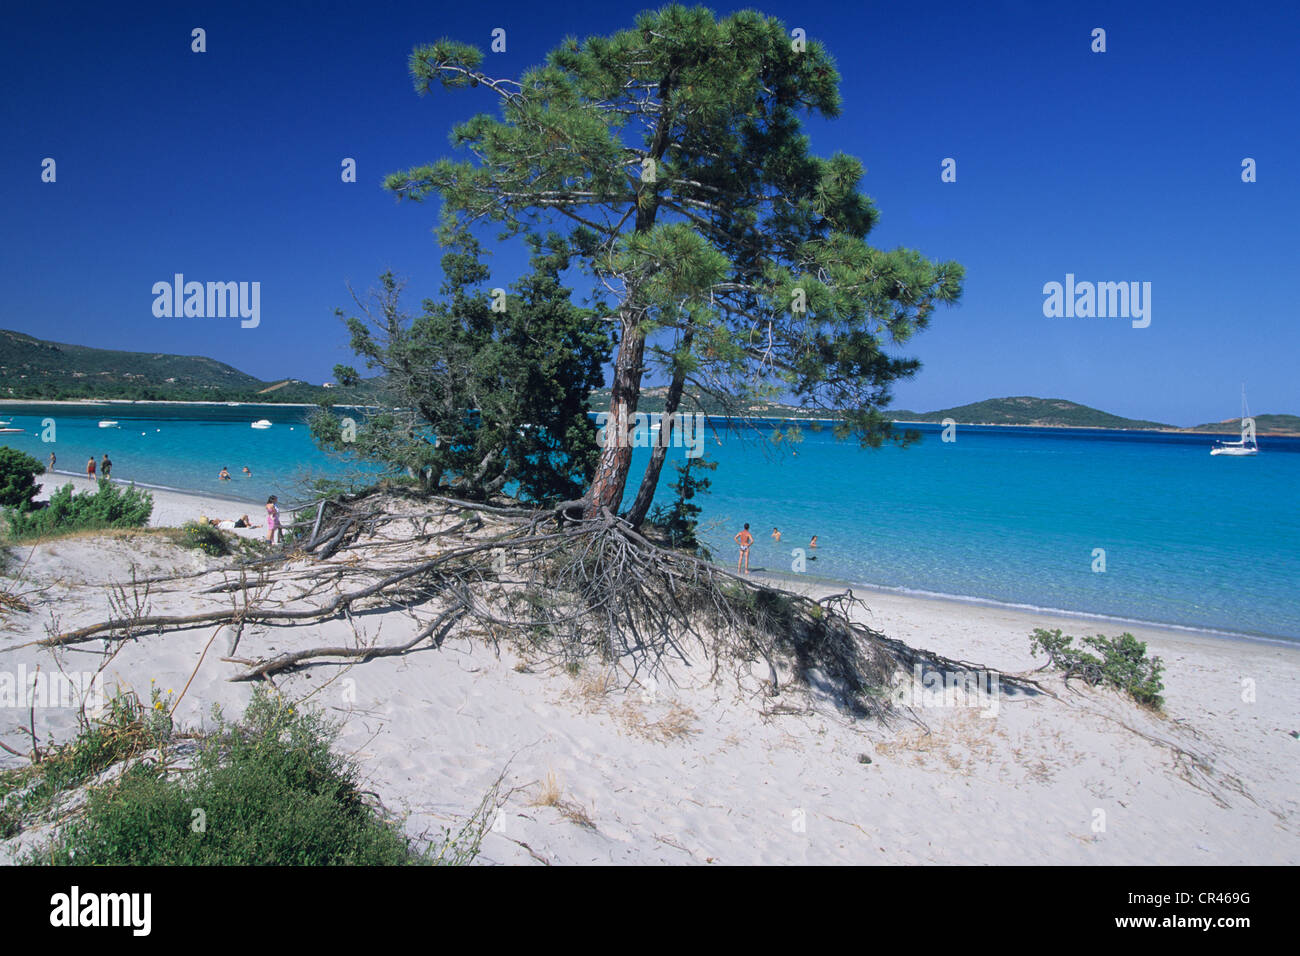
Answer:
584;316;645;517
623;332;693;528
583;76;673;519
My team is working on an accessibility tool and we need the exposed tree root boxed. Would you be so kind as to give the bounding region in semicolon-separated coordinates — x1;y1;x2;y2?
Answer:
21;491;1042;721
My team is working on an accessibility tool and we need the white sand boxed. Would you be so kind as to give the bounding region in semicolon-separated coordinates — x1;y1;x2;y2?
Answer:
1;486;1296;865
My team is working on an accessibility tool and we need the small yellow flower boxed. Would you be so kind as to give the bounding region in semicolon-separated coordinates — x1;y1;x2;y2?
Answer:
150;678;156;683
153;702;163;711
167;689;173;695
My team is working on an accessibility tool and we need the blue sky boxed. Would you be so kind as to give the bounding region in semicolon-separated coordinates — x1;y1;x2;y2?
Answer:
2;0;1296;426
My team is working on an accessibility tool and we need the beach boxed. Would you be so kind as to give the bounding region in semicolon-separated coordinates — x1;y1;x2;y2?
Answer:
34;472;279;539
2;480;1295;866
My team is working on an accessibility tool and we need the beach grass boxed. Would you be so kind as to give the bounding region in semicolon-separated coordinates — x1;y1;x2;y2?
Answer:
8;688;489;865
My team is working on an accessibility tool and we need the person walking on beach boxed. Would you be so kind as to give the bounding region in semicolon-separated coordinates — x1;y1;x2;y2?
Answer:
265;495;282;544
100;454;112;480
735;523;754;575
86;456;96;479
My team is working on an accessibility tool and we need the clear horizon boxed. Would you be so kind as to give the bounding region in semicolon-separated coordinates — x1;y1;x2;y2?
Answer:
3;0;1297;426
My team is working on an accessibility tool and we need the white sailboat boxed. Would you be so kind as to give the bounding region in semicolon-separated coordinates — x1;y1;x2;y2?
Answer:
1210;386;1259;457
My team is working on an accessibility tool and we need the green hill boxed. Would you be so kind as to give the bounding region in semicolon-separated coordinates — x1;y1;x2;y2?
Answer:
1186;413;1300;436
4;331;1293;432
888;396;1174;430
0;329;365;404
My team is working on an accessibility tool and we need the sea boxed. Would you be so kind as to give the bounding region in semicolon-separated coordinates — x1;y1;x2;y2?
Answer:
2;401;1297;644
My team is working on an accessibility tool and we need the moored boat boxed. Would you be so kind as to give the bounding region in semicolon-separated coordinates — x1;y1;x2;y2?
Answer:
1211;386;1258;457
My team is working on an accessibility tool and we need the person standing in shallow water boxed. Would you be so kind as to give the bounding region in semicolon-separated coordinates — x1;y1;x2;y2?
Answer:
734;522;754;575
100;454;112;480
47;452;56;472
265;495;282;544
86;456;96;479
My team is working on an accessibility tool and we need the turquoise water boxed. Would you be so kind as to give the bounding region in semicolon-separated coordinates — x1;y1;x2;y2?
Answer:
0;402;371;503
2;402;1297;642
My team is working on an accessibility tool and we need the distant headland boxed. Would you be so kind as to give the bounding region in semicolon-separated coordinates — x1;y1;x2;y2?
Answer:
2;329;1295;435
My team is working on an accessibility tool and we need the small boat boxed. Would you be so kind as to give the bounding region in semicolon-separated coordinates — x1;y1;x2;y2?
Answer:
1211;385;1259;457
0;427;23;434
251;419;272;429
98;420;119;428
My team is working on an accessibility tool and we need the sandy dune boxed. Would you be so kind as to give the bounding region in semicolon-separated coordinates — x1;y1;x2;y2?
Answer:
1;486;1295;866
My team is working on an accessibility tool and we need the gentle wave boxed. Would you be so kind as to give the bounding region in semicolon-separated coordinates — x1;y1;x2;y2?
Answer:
760;566;1298;649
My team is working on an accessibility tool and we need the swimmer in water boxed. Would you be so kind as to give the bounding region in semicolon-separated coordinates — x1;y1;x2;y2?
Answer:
734;523;754;575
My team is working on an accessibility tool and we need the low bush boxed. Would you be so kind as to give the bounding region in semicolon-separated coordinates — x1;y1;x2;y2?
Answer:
0;447;44;511
24;689;482;865
179;520;231;556
4;481;152;540
1029;627;1165;709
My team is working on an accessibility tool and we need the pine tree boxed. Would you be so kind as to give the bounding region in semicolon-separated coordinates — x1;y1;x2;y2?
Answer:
387;5;963;522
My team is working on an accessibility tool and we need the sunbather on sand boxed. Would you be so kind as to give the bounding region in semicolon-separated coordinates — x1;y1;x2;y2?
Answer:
203;514;259;530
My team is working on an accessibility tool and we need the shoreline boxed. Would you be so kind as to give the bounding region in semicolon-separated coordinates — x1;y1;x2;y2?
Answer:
42;469;266;508
753;571;1300;669
753;565;1300;651
4;398;1295;436
27;470;1293;652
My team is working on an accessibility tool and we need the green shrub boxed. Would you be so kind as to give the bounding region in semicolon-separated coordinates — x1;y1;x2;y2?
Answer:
4;481;152;540
0;447;44;511
1029;627;1165;709
180;520;231;556
27;689;477;865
